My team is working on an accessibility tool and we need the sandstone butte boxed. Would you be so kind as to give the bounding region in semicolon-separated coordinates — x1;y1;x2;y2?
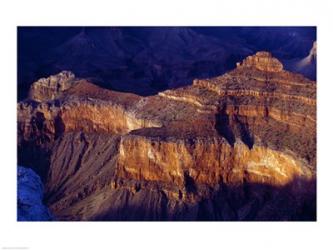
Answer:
17;52;316;221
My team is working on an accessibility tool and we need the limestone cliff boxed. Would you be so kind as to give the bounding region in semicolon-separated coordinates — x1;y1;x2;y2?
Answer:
17;52;316;220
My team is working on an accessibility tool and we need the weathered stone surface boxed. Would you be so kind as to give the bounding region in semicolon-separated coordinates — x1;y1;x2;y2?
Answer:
17;166;52;221
28;71;75;102
17;52;316;220
117;135;312;190
236;51;283;72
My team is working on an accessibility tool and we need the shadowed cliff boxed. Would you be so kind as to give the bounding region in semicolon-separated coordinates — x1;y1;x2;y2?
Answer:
45;169;316;221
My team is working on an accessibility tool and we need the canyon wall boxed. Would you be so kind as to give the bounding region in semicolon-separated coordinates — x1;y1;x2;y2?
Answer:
17;52;316;220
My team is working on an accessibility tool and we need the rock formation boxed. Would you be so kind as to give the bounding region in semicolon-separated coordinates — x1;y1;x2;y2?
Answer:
17;166;52;221
17;52;316;221
236;51;284;72
28;71;75;102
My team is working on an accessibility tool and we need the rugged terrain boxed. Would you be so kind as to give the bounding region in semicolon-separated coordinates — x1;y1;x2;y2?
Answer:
17;166;52;221
17;52;316;221
18;27;316;100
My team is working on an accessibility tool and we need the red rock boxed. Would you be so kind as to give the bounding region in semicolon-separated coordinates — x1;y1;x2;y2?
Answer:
17;52;316;220
236;51;284;72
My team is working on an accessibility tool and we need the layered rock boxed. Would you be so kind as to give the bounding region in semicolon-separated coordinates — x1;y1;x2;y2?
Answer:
28;71;75;102
236;51;283;72
117;135;312;190
17;52;316;220
42;132;315;221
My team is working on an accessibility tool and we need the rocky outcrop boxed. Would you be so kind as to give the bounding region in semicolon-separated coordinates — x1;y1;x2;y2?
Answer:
28;71;75;102
117;135;312;190
17;52;316;221
20;77;162;140
42;132;315;221
236;51;283;72
17;166;52;221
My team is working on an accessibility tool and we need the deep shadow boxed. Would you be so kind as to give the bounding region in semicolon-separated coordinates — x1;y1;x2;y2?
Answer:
235;116;254;149
17;143;51;182
17;111;52;182
184;171;197;193
17;27;316;101
50;177;316;221
215;105;235;146
54;114;65;139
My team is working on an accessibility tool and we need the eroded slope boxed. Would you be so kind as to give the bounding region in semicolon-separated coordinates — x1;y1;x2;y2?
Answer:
17;52;316;220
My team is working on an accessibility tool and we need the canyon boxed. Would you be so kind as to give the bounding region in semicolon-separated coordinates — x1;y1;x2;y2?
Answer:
17;51;316;221
18;27;316;100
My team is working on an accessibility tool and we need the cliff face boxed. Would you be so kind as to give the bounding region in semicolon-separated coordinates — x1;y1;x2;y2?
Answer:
117;135;312;189
17;52;316;220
